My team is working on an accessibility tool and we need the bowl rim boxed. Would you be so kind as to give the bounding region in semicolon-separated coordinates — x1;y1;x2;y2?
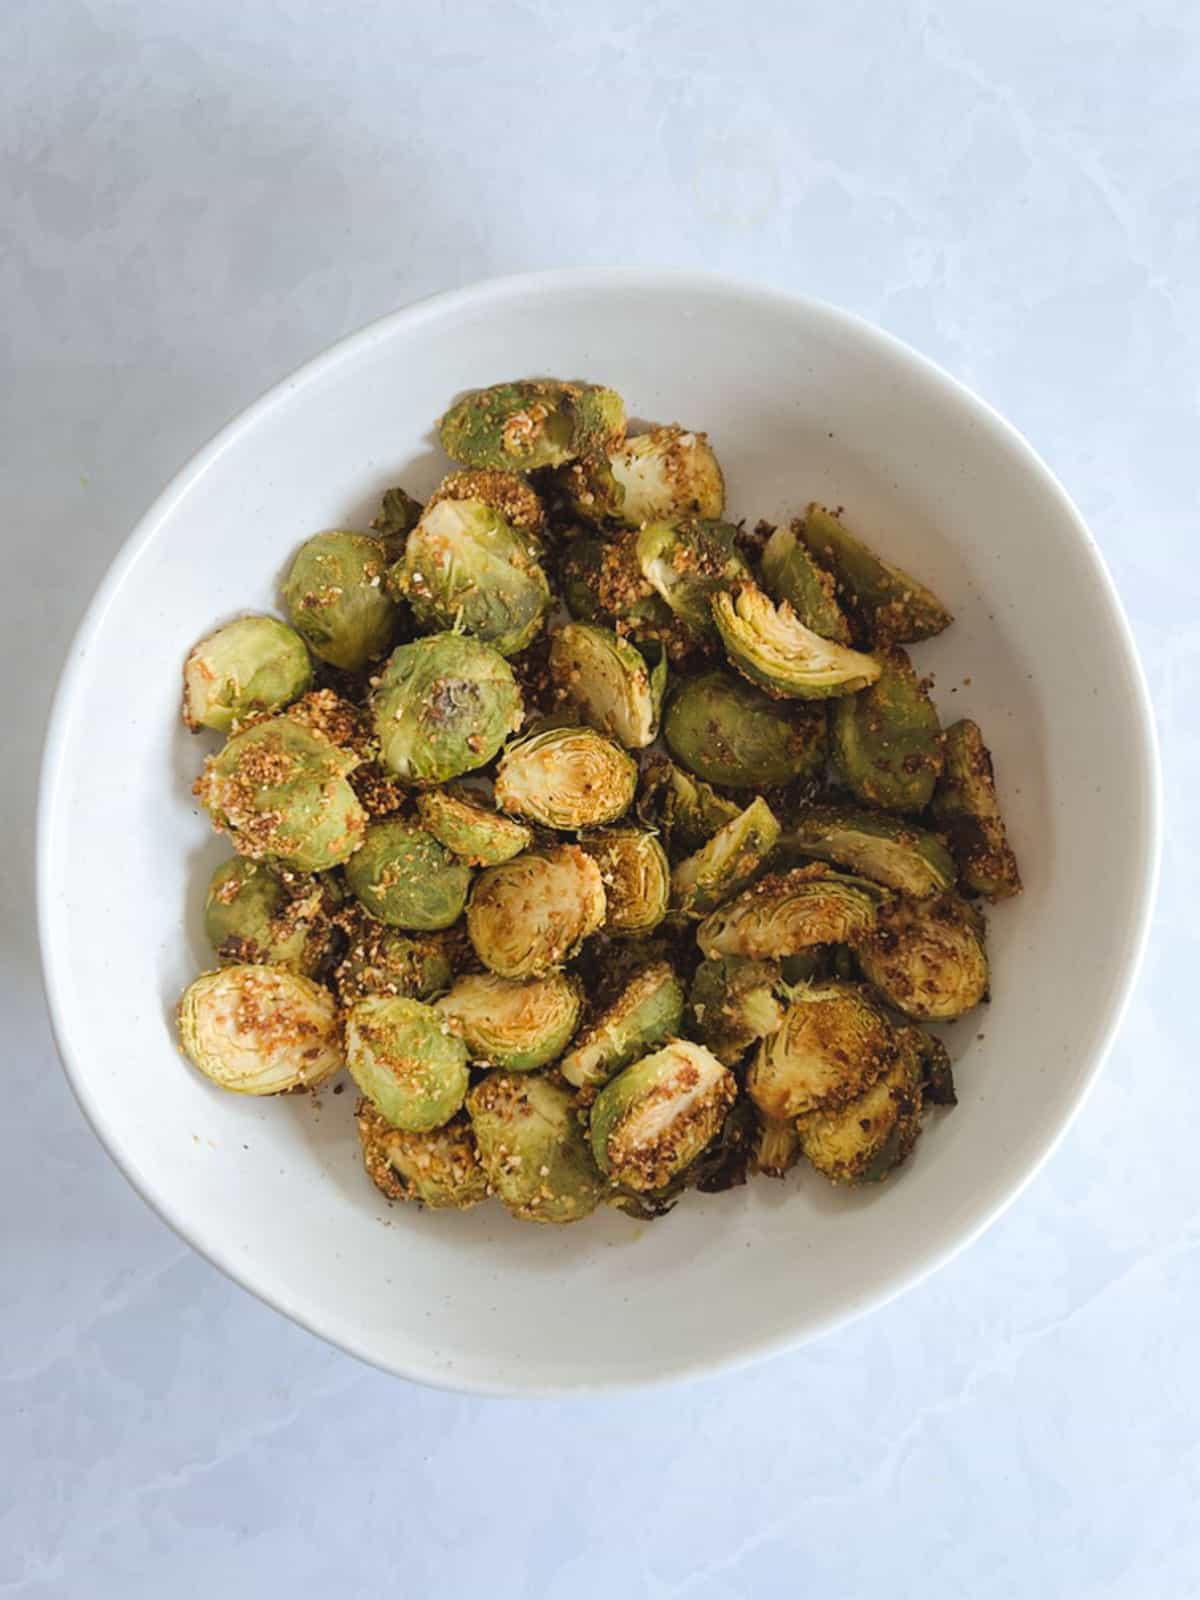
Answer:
36;267;1162;1394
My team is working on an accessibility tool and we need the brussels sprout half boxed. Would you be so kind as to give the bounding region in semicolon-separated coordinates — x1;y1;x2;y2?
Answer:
182;615;312;733
637;518;751;645
696;865;889;961
796;1031;924;1185
549;622;665;749
415;787;532;867
436;971;582;1072
356;1100;488;1210
494;725;637;830
580;828;671;936
203;857;341;976
687;955;788;1066
177;965;343;1095
777;806;956;897
857;892;989;1021
372;633;523;784
671;796;780;918
468;1071;605;1223
663;670;827;791
712;582;881;700
636;757;743;854
282;531;399;671
747;981;898;1119
345;995;470;1133
799;504;952;646
830;648;944;812
466;845;607;978
759;524;851;643
332;913;455;1007
931;719;1022;900
345;817;472;930
589;1039;737;1192
439;379;626;472
562;425;725;528
559;961;685;1090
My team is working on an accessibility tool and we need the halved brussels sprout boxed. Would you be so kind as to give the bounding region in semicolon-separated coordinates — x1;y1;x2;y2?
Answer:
559;531;686;652
356;1100;488;1209
559;961;685;1090
466;845;606;978
857;892;989;1021
759;523;851;643
372;633;523;784
204;857;340;976
562;425;725;528
671;796;780;918
194;716;366;872
177;965;343;1094
830;648;944;812
687;955;788;1066
182;615;312;733
282;531;399;671
427;468;546;543
637;518;751;645
747;981;897;1119
589;1039;737;1192
415;786;532;866
549;623;665;749
799;504;952;645
777;806;956;897
636;756;743;854
663;670;827;791
712;582;881;700
332;912;455;1007
796;1032;923;1185
467;1071;604;1223
370;485;424;557
696;865;889;960
931;719;1022;900
345;817;472;930
579;828;671;936
345;995;469;1132
494;725;637;830
752;1114;801;1178
439;379;626;472
436;971;581;1071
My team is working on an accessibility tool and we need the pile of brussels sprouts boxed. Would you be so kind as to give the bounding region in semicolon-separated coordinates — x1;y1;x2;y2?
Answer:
177;377;1020;1223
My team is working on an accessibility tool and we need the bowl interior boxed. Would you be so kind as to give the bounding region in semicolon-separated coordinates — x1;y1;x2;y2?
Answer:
39;273;1157;1391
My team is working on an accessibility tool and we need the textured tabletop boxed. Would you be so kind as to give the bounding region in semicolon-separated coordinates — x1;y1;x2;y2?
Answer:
3;3;1195;1595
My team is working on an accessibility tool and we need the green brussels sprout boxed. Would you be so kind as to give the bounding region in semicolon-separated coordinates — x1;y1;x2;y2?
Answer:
687;955;788;1066
776;806;956;897
466;844;606;978
182;615;312;733
636;756;743;855
589;1039;737;1192
663;670;827;791
345;995;469;1132
370;485;424;557
371;633;523;784
696;865;889;960
562;425;725;528
494;725;637;830
203;857;340;975
356;1099;487;1209
579;828;671;936
345;817;472;930
830;648;944;812
759;523;851;643
549;623;665;749
558;530;683;648
636;518;751;645
436;971;582;1071
439;379;626;471
177;965;343;1094
415;786;532;866
559;961;685;1090
796;1026;924;1184
799;504;952;646
467;1071;605;1223
747;981;898;1119
671;796;780;918
332;912;455;1007
931;719;1022;900
194;716;367;871
857;892;989;1020
752;1113;801;1178
712;582;881;700
394;473;550;656
282;531;399;671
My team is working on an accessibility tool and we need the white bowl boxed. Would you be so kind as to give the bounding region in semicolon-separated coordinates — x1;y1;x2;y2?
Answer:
38;270;1159;1394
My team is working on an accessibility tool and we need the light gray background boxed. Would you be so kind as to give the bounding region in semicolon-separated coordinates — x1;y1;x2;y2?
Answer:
4;3;1195;1595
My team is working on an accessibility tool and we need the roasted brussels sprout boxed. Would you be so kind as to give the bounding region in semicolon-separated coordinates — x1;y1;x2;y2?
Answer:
712;582;881;700
559;530;685;649
415;786;532;866
579;828;671;936
182;615;312;733
436;971;581;1071
370;485;424;555
439;379;626;472
466;845;606;978
589;1040;736;1192
345;817;471;930
356;1099;488;1209
562;425;725;528
777;806;956;897
282;531;398;671
203;857;340;976
468;1071;604;1223
332;913;455;1007
663;670;827;791
345;995;469;1132
857;892;989;1020
752;1114;801;1178
177;965;343;1094
687;955;788;1065
559;961;685;1090
372;633;523;784
394;473;550;656
494;725;637;830
671;796;780;918
549;623;665;749
696;865;888;960
931;719;1022;900
799;504;952;645
796;1032;923;1185
637;518;750;645
759;524;851;643
194;716;366;872
747;981;897;1119
636;756;742;853
830;648;944;812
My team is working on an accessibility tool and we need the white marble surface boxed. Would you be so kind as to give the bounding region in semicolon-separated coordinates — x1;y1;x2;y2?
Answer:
3;1;1196;1593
